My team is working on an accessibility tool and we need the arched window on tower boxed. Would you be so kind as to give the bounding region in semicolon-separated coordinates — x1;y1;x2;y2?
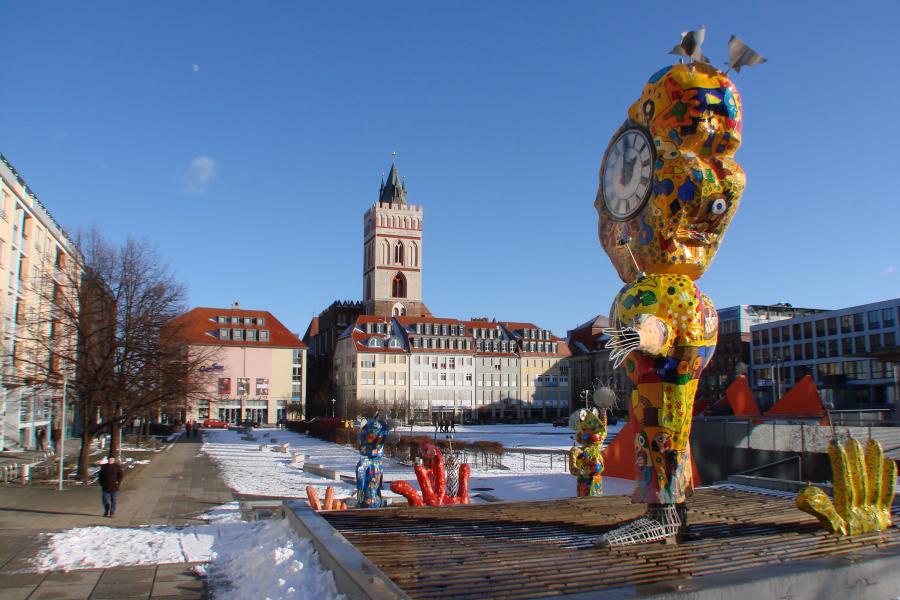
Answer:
392;272;406;298
394;241;404;265
365;276;371;300
382;240;390;265
411;242;418;267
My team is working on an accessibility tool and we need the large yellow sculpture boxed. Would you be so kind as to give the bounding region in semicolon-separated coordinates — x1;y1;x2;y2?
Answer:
595;62;745;546
797;438;896;535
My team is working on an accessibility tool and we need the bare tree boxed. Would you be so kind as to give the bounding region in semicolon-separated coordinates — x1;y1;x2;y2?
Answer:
4;229;216;481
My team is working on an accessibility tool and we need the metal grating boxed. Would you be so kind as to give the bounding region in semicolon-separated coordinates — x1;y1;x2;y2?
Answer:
320;488;900;599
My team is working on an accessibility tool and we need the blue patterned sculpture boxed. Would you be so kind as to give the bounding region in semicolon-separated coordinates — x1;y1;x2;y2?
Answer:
355;414;391;508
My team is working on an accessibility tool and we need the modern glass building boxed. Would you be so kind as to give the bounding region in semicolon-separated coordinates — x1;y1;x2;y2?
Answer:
749;298;899;411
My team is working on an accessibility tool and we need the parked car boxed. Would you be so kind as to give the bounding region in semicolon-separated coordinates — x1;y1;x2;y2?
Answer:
239;419;259;428
202;419;228;429
552;417;568;427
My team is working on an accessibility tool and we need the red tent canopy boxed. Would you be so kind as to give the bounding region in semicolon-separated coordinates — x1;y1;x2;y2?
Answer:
765;375;827;420
726;375;761;417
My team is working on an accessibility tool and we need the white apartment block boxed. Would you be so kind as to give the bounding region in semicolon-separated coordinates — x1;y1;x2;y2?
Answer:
0;153;80;451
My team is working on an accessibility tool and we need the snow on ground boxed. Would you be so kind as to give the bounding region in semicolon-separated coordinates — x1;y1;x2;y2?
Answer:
469;473;634;501
404;422;624;450
201;429;360;499
32;514;344;600
202;426;635;503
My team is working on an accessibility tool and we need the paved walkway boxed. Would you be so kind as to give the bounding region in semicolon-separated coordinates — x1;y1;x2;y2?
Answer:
0;434;234;600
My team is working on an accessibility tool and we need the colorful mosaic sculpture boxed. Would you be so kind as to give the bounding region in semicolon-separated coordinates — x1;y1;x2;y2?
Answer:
569;408;607;496
797;438;896;535
390;441;471;506
356;414;391;508
594;58;748;546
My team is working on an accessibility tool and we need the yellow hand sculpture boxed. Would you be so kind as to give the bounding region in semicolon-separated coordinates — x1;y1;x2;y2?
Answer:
797;438;896;535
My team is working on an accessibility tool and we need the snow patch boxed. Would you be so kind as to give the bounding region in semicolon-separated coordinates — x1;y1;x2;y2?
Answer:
31;516;343;600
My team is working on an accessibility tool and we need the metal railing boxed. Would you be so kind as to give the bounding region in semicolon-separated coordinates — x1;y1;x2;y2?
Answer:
735;455;803;481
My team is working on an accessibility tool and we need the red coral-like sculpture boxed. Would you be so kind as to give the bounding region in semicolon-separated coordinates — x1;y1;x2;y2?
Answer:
390;441;471;506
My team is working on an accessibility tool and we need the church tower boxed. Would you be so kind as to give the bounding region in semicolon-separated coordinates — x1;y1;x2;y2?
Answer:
362;163;428;318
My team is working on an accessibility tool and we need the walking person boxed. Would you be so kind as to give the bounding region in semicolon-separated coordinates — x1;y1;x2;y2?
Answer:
34;427;46;451
51;425;61;454
98;457;124;517
185;421;192;438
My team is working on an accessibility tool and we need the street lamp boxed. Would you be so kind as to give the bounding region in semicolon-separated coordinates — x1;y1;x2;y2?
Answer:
331;398;336;418
771;354;783;408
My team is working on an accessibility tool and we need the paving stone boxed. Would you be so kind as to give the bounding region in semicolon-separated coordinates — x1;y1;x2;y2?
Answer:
42;570;103;586
150;579;205;597
97;567;156;584
0;572;44;588
90;581;153;599
0;588;35;600
28;583;98;599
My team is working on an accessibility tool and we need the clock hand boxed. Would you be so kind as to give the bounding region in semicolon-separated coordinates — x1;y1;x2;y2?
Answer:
619;156;639;186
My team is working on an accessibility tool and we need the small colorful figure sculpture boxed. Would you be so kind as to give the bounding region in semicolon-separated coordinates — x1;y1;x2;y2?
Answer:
569;408;607;496
594;44;753;545
355;413;391;508
797;437;896;535
390;441;471;506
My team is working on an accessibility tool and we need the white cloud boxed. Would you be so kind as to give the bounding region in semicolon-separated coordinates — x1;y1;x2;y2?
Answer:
184;156;216;193
192;63;200;73
880;266;896;277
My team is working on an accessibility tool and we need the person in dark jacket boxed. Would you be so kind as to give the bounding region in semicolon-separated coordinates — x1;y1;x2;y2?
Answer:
35;427;46;451
98;457;125;517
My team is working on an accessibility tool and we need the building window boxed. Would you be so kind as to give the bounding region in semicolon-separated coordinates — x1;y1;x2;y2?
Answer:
853;313;864;332
219;328;230;340
259;330;269;342
870;334;882;351
868;310;881;329
392;272;406;298
883;308;896;328
394;242;404;265
232;329;243;341
246;329;257;341
815;320;825;337
840;315;852;334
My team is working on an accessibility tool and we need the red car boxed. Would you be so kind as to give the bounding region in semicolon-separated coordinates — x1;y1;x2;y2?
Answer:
202;419;228;429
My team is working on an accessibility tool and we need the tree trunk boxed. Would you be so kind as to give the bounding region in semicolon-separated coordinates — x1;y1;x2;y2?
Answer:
77;408;93;483
109;417;121;459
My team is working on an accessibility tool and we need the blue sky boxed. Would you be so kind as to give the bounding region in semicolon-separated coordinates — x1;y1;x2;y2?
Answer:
2;2;898;336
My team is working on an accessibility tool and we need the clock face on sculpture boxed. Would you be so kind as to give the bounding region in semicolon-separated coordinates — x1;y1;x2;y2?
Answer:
601;126;654;220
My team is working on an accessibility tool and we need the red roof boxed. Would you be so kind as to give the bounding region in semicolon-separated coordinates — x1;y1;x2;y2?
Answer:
167;307;306;349
344;315;407;353
303;316;319;340
396;316;463;326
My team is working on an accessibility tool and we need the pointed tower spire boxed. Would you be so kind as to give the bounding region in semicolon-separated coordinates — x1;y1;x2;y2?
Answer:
379;163;407;204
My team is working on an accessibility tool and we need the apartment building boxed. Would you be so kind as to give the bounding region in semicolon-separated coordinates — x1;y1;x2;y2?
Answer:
0;154;80;450
502;322;571;420
399;316;475;421
333;315;410;418
467;319;520;420
168;305;307;424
